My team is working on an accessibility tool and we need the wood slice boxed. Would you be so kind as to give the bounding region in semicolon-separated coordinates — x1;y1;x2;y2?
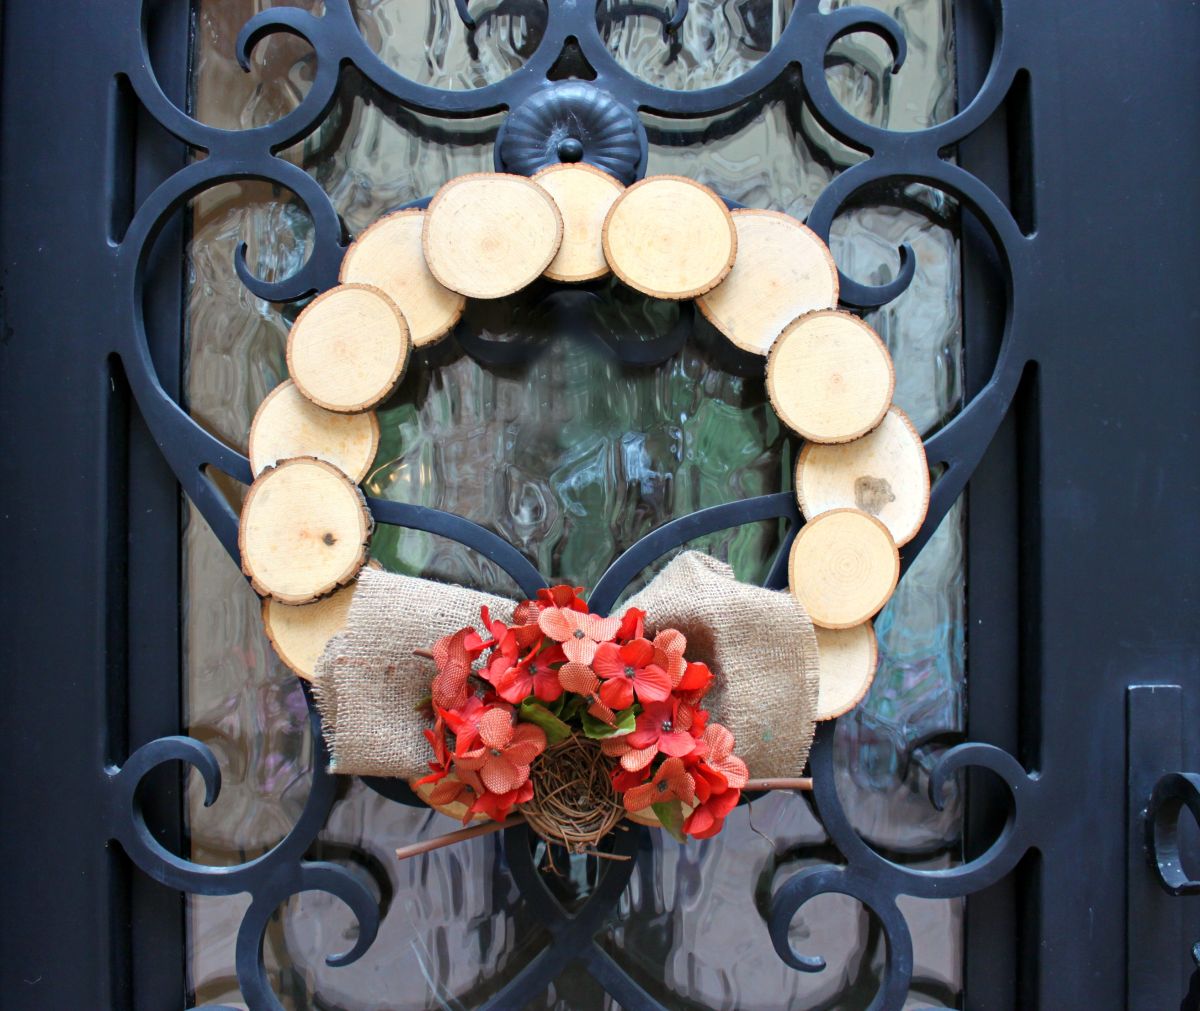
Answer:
533;163;625;283
286;283;410;413
766;309;895;443
602;175;737;300
421;173;564;299
262;579;360;681
695;209;839;355
814;621;879;720
788;508;900;630
795;406;930;547
339;209;466;347
239;457;373;605
248;379;380;483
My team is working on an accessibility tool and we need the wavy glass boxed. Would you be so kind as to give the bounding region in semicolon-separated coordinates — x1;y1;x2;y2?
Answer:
184;1;963;1006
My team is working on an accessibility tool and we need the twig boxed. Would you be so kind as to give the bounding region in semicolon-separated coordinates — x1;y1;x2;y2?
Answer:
744;777;813;792
395;815;524;861
396;778;813;861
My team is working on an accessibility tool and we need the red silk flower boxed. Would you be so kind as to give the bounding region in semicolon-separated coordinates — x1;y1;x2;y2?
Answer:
622;757;696;812
627;697;698;758
537;606;621;664
454;708;547;794
683;788;741;839
494;643;567;704
556;662;616;724
592;638;671;710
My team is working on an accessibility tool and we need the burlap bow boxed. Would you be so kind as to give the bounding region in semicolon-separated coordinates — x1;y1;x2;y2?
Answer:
312;551;819;780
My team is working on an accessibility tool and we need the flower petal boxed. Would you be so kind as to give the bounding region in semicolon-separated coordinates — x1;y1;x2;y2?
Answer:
620;638;655;667
703;723;736;762
623;782;657;812
632;664;671;703
480;756;525;794
659;731;698;758
619;745;658;772
578;612;622;642
478;708;515;749
592;642;626;680
598;677;634;711
562;638;597;665
557;662;598;696
537;608;575;642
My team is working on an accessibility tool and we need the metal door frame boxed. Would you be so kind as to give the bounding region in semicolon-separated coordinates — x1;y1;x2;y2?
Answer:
1;1;1198;1008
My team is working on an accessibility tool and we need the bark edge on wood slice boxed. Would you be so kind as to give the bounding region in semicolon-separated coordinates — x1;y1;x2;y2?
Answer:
421;172;564;299
262;579;360;681
795;406;930;547
248;379;380;483
286;283;410;413
239;457;373;605
766;309;895;443
339;208;466;347
813;621;879;720
533;162;625;283
602;175;737;300
788;508;899;630
695;209;839;355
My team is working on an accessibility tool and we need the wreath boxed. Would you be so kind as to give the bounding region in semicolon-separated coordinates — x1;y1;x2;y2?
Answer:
237;167;930;852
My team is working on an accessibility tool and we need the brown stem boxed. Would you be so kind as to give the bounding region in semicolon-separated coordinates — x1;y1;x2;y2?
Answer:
744;777;813;792
395;815;524;861
412;648;435;660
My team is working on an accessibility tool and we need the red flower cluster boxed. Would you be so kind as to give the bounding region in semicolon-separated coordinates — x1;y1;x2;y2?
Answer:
417;584;748;839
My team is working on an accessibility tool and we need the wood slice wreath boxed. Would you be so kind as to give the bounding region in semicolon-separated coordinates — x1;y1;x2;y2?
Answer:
233;168;933;845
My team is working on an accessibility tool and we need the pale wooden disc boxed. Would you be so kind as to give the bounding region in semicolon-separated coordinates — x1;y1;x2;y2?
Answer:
602;175;737;299
262;579;359;681
533;163;625;282
239;457;373;605
766;309;895;443
695;209;839;355
795;406;930;547
814;621;879;720
421;173;564;299
339;209;466;347
788;508;900;630
248;380;380;483
286;283;410;413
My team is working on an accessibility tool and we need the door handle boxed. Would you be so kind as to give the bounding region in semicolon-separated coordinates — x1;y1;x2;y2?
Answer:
1147;771;1200;896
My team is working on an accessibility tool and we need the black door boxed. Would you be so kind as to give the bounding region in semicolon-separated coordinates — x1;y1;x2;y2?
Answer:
1;1;1198;1008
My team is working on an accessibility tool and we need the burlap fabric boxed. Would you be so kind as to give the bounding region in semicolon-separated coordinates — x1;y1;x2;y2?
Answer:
312;551;819;780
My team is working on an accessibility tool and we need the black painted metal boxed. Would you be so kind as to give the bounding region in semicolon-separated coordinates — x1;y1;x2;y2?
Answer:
1;0;1198;1008
1126;685;1200;1009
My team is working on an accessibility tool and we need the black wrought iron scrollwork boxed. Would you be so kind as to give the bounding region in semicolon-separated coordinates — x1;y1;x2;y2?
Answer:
106;700;381;1011
104;1;1042;1007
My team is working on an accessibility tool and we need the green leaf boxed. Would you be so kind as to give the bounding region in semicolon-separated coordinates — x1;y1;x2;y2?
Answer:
581;706;637;739
517;700;572;745
558;695;585;722
651;799;686;843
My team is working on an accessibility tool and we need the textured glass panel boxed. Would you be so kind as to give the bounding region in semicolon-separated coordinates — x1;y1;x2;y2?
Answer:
185;1;963;1006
